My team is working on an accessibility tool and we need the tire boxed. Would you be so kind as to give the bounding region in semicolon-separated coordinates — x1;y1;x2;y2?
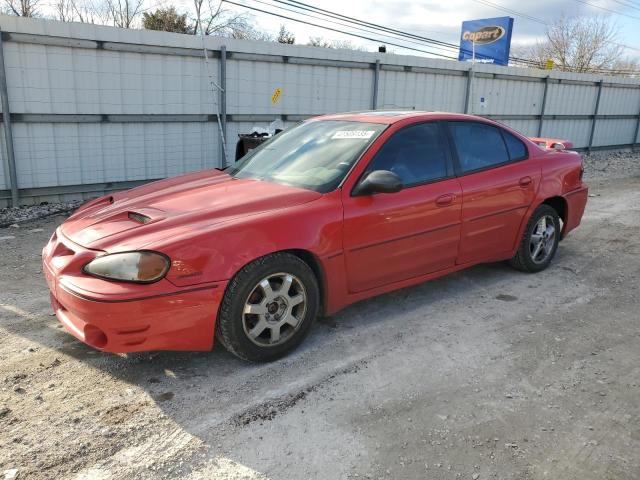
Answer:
509;204;561;273
216;252;320;362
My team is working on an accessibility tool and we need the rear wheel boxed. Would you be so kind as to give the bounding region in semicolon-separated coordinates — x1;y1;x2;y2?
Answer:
216;253;319;362
509;204;561;273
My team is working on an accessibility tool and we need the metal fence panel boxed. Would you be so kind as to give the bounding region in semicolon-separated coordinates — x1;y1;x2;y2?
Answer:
597;86;640;116
471;77;545;115
498;118;539;137
11;121;217;188
1;16;640;205
378;70;466;112
3;43;216;115
226;59;373;115
544;82;599;116
593;118;637;147
542;119;593;148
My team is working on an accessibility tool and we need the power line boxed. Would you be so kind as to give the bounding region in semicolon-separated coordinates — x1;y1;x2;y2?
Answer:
226;0;640;74
470;0;640;55
268;1;550;68
610;0;640;13
275;0;458;50
251;0;464;58
271;0;517;61
267;0;640;73
471;0;546;25
221;0;458;59
572;0;640;20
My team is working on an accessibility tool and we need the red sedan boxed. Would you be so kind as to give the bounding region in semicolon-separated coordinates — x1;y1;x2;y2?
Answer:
42;111;588;361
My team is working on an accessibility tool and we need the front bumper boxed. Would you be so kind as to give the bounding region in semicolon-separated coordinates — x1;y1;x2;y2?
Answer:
43;230;226;353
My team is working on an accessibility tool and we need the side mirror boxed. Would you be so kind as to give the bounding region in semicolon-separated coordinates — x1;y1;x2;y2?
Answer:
353;170;403;196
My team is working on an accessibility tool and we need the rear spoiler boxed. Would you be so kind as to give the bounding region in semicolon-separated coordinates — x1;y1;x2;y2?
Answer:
529;137;574;150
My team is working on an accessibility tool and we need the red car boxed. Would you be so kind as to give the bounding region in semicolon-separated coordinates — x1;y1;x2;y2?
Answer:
42;111;588;361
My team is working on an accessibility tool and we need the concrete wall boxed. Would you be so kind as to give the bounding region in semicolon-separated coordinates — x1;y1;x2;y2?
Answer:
1;16;639;206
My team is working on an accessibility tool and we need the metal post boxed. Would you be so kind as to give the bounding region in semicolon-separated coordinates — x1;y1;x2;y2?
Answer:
588;80;603;152
0;29;18;207
219;45;227;166
633;95;640;148
537;76;550;137
371;60;380;110
463;67;473;114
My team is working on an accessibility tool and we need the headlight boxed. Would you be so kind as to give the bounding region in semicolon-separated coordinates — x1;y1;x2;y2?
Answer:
83;251;170;283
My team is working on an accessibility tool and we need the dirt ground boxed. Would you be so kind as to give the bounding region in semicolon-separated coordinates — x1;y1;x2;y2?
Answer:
1;175;639;480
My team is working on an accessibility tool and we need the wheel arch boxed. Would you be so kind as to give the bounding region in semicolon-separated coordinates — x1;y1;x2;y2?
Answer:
513;194;568;257
540;196;568;238
221;248;328;317
281;249;327;316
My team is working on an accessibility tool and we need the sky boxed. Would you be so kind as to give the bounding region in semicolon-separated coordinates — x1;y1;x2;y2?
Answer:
33;0;640;60
169;0;640;60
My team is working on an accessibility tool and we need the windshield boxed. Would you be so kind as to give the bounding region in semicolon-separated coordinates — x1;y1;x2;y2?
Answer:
228;120;386;192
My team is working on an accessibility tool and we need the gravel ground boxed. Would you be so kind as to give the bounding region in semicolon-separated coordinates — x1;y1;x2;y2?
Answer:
0;156;639;479
0;201;82;228
582;149;640;181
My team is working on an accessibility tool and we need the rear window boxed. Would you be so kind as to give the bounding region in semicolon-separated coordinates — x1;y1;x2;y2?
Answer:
502;130;528;161
448;122;509;174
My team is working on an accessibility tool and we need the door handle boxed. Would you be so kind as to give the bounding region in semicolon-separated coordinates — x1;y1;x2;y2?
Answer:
436;193;455;207
519;176;532;187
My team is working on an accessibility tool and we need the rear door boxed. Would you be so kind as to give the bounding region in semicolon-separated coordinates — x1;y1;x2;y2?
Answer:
342;121;462;293
446;121;540;265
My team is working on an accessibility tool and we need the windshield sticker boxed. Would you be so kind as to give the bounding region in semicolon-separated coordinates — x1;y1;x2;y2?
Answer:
332;130;376;139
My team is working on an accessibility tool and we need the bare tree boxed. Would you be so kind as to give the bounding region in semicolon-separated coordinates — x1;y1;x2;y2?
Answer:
517;15;626;73
307;36;366;51
104;0;144;28
192;0;261;37
307;36;332;48
54;0;74;21
611;57;640;73
73;1;106;24
52;0;127;24
3;0;40;17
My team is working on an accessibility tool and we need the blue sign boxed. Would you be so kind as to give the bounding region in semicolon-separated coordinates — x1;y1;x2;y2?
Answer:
458;17;514;66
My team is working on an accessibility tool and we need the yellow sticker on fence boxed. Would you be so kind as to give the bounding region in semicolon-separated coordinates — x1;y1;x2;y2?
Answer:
271;87;282;104
545;59;554;70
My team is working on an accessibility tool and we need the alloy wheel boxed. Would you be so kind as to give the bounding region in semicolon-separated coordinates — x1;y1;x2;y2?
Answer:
242;272;307;347
529;214;556;264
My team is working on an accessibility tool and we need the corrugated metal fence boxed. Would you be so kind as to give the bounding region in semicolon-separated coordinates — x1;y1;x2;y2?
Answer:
1;16;639;206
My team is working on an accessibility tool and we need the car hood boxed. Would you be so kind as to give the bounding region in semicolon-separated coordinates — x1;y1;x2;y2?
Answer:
61;169;322;250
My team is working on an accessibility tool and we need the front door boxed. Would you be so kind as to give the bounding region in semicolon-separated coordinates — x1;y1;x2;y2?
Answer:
342;122;462;293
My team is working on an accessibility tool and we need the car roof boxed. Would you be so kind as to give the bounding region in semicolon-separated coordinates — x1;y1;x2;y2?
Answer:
312;110;487;124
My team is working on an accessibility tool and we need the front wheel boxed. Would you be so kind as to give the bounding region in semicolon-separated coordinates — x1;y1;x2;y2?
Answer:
216;253;319;362
509;204;561;273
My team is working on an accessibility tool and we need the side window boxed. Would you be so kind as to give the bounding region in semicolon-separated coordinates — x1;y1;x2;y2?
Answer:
448;122;510;174
366;123;449;186
502;130;528;161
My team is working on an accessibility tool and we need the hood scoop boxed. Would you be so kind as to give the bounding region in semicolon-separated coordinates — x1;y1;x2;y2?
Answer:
61;207;166;247
128;211;152;224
